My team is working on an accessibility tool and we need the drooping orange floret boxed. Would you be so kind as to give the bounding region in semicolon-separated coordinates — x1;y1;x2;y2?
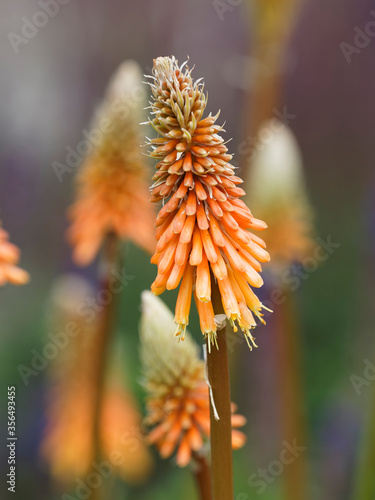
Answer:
140;291;246;467
146;57;271;348
0;222;29;285
67;61;155;266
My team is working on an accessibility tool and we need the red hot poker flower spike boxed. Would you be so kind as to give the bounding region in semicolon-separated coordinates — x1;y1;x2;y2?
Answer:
146;56;271;349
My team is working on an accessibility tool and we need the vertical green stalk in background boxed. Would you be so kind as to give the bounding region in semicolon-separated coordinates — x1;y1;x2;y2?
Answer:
207;281;234;500
241;0;302;178
274;290;308;500
91;232;121;500
352;374;375;500
193;454;212;500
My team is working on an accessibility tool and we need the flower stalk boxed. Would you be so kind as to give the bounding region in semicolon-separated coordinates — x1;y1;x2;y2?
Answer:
244;122;312;500
92;232;120;467
193;453;212;500
352;380;375;500
207;280;234;500
274;291;307;500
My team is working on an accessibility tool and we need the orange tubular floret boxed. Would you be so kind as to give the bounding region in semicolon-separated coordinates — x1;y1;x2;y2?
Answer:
184;171;194;188
176;435;192;467
222;237;245;272
217;276;240;326
210;248;228;280
180;215;196;244
186;191;197;215
187;425;204;452
183;151;193;171
196;202;209;230
207;197;224;218
156;219;177;253
200;229;218;263
209;216;226;247
173;202;187;234
228;269;257;337
174;264;194;339
232;269;265;322
195;254;211;302
194;293;217;348
166;262;186;290
242;239;271;263
190;229;203;266
158;236;179;274
175;240;191;267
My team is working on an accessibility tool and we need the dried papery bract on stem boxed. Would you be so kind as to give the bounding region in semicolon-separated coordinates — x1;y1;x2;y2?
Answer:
41;275;153;488
140;292;246;499
0;221;29;285
146;56;270;351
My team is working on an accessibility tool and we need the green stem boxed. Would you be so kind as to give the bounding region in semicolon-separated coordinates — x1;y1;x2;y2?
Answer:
275;291;308;500
91;232;120;500
352;364;375;500
206;280;234;500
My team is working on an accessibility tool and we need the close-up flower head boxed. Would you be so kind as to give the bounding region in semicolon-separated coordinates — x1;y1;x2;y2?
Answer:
147;56;271;349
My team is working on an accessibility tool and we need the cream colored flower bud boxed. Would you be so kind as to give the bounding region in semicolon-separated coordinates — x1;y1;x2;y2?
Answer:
140;291;202;394
245;120;314;271
140;291;247;467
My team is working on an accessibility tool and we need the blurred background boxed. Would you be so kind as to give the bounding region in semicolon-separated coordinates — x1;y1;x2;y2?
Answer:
0;0;374;499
